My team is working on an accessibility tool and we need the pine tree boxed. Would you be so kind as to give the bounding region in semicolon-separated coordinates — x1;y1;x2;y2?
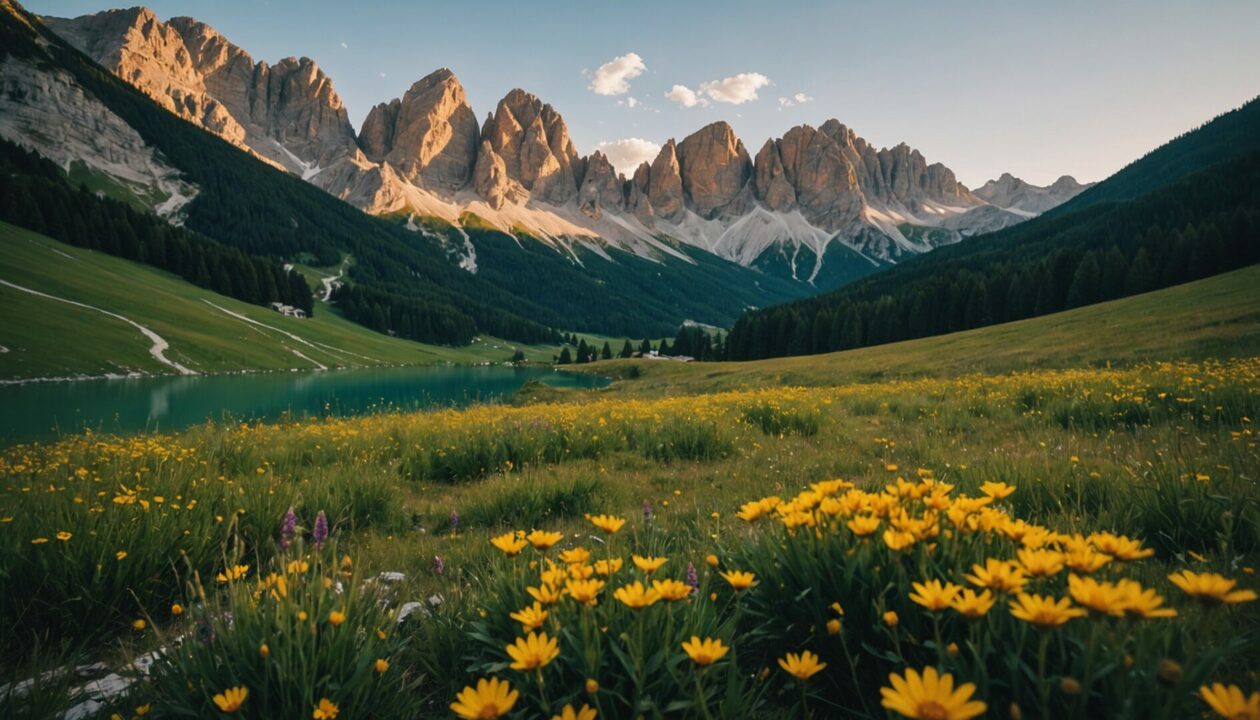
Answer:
557;347;573;365
619;340;634;358
600;341;612;360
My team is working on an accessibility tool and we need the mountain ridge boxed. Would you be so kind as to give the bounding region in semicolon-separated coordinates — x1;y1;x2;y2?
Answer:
36;5;1089;283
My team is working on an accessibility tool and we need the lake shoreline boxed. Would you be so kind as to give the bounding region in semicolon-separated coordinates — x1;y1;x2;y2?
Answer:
0;364;607;445
0;359;572;387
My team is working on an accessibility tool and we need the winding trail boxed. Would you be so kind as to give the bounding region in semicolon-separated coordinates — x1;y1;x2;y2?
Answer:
0;278;196;375
201;299;384;368
319;259;348;302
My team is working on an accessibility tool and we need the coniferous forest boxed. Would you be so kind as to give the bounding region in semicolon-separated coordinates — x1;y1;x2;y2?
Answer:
725;149;1260;360
0;140;314;315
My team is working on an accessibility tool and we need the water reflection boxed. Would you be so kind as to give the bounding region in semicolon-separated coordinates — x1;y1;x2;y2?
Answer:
0;366;605;445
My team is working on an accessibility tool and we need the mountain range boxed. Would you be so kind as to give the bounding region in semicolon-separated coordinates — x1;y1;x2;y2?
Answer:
25;6;1090;289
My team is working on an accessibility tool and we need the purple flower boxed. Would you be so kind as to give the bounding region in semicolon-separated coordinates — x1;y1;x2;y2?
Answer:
279;506;297;550
313;510;328;549
450;510;459;534
642;500;653;521
686;562;699;594
432;555;445;576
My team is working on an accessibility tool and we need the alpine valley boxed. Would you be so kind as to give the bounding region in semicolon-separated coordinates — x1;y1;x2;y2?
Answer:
0;2;1093;349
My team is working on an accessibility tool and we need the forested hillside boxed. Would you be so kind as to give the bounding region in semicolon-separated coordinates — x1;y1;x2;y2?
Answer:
0;3;815;344
726;100;1260;360
0;140;315;315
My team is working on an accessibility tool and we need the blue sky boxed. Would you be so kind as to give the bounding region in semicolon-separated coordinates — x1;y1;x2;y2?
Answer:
27;0;1260;187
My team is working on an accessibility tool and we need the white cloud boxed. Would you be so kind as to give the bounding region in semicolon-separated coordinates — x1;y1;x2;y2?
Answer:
595;138;662;176
777;92;814;109
699;72;771;105
626;96;639;108
665;84;704;108
340;41;348;49
588;52;646;96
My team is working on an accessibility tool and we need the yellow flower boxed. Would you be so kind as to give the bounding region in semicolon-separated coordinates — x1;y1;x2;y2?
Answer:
510;602;550;631
1199;683;1260;719
705;554;719;567
720;570;758;591
632;555;668;573
56;531;72;542
287;559;310;574
593;558;623;576
212;686;248;713
312;697;340;719
681;636;730;666
170;603;184;616
778;650;827;681
585;678;599;694
909;580;962;612
826;619;842;635
31;538;48;544
217;564;250;583
491;532;528;556
1063;548;1112;574
884;610;900;627
132;618;146;631
587;514;626;534
883;529;917;552
979;482;1016;500
614;581;661;609
1016;548;1064;578
1067;575;1127;616
328;610;346;626
115;551;128;561
551;703;598;720
965;559;1027;593
1168;571;1258;606
1009;593;1085;628
565;578;605;606
1090;532;1154;561
260;643;270;658
527;584;563;605
527;530;563;550
847;515;881;536
1116;579;1177;619
559;547;591;565
653;579;692;602
298;611;309;622
880;666;987;720
950;589;995;619
506;631;560;671
375;658;390;674
135;705;151;716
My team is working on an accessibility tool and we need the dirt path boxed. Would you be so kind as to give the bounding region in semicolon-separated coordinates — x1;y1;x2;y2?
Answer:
0;277;196;375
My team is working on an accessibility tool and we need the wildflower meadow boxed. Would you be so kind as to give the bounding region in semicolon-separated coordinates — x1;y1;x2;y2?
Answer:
1;359;1257;718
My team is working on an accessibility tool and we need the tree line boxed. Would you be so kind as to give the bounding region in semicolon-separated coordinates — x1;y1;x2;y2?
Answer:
726;149;1260;360
554;327;727;364
0;140;313;314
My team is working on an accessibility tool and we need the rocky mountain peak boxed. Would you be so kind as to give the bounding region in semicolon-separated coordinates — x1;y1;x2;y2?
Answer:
974;172;1093;214
45;7;358;173
675;121;752;219
359;67;479;191
473;87;580;206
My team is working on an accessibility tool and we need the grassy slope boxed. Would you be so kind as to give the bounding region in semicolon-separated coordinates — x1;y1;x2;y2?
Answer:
589;264;1260;395
0;222;563;379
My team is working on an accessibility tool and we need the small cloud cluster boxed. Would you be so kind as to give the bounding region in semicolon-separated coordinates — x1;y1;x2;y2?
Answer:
666;72;771;108
595;138;661;176
778;92;814;108
588;52;646;97
665;84;702;108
